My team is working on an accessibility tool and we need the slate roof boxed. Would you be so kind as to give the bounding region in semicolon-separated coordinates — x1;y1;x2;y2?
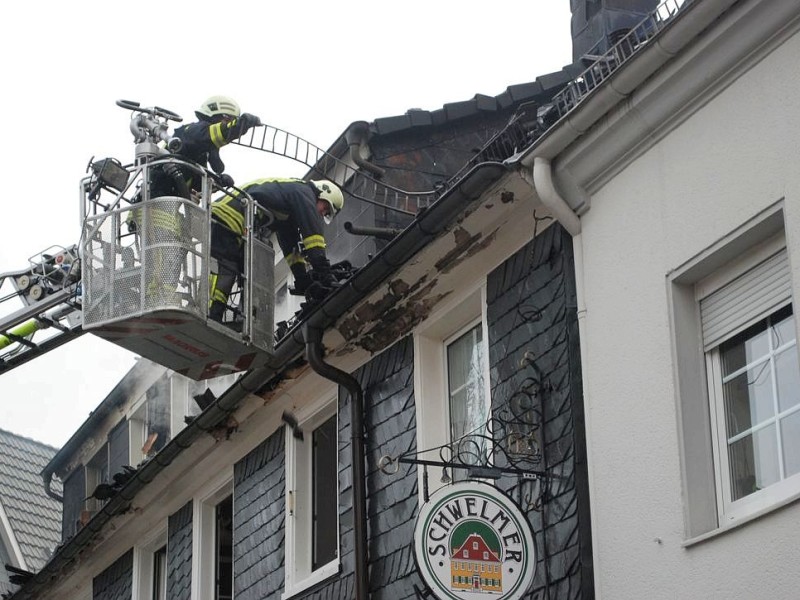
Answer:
369;65;581;137
0;429;61;570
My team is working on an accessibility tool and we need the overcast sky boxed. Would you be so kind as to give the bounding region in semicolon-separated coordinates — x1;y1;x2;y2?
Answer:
0;1;573;448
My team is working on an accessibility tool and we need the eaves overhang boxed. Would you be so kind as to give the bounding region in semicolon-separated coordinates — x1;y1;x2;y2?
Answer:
10;161;511;599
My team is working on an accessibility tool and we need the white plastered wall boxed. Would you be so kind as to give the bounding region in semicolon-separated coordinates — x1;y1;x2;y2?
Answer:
575;24;800;600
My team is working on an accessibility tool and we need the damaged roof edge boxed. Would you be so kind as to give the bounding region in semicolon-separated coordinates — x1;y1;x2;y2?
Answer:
13;160;510;600
41;359;164;494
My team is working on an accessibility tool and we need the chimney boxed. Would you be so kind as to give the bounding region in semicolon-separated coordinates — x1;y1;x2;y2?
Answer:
570;0;659;62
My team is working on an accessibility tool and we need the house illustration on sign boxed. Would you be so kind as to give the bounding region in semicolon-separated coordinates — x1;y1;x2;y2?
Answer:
450;521;503;593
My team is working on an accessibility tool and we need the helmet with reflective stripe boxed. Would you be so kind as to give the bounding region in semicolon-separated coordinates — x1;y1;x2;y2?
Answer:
195;96;241;121
310;180;344;224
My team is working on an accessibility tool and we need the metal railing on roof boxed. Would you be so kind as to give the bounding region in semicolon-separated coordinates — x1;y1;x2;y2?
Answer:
441;0;691;187
232;1;690;217
233;124;439;216
551;0;690;119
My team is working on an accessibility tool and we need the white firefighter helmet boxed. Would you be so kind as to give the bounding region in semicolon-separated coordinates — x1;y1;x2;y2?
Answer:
311;180;344;224
195;96;241;121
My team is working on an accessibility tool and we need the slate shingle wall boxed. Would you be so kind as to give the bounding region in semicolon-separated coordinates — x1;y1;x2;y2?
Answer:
229;337;417;599
232;427;285;600
228;226;592;599
486;224;592;599
167;501;193;600
359;336;419;599
92;549;132;600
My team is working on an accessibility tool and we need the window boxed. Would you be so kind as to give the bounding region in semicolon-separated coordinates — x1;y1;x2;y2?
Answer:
415;285;491;490
702;249;800;522
129;376;172;466
153;545;167;600
145;377;172;454
670;206;800;537
214;495;233;600
447;323;489;471
193;478;233;600
284;398;339;597
132;528;167;600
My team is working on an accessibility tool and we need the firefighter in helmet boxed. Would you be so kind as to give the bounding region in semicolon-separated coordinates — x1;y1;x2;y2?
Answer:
139;96;262;303
172;95;262;190
208;178;345;322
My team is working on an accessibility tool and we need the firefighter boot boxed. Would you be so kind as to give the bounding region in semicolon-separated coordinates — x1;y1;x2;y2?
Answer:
290;264;313;296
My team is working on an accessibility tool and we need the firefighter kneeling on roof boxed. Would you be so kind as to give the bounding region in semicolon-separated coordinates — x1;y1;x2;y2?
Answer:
208;178;344;323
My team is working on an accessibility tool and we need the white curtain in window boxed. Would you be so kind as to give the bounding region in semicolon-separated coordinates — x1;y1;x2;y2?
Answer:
448;324;488;445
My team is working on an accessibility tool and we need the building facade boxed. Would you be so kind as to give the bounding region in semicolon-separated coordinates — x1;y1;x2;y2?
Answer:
10;0;800;599
542;0;800;596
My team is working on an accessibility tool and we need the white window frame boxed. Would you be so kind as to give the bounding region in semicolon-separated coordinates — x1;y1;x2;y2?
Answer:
414;282;491;498
669;203;800;541
132;527;167;600
698;239;800;524
192;471;234;600
283;396;340;599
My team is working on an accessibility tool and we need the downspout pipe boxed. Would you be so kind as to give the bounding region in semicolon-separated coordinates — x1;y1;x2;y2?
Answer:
43;473;62;503
521;154;603;591
526;157;580;236
344;121;386;179
304;323;369;600
344;221;403;241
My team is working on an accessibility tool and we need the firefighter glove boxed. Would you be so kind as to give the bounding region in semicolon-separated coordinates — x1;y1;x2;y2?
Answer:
240;113;262;130
306;248;333;284
218;173;235;188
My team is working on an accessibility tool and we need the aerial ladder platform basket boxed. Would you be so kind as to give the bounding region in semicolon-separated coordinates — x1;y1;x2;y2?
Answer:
79;103;275;380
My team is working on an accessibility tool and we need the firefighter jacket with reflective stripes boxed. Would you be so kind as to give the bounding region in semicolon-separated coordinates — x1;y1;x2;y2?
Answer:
211;178;328;270
172;117;251;182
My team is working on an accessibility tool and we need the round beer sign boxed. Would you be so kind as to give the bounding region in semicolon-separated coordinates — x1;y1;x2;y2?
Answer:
414;482;536;600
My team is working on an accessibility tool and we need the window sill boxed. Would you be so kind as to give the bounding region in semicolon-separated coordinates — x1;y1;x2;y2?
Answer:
281;560;340;599
683;488;800;548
